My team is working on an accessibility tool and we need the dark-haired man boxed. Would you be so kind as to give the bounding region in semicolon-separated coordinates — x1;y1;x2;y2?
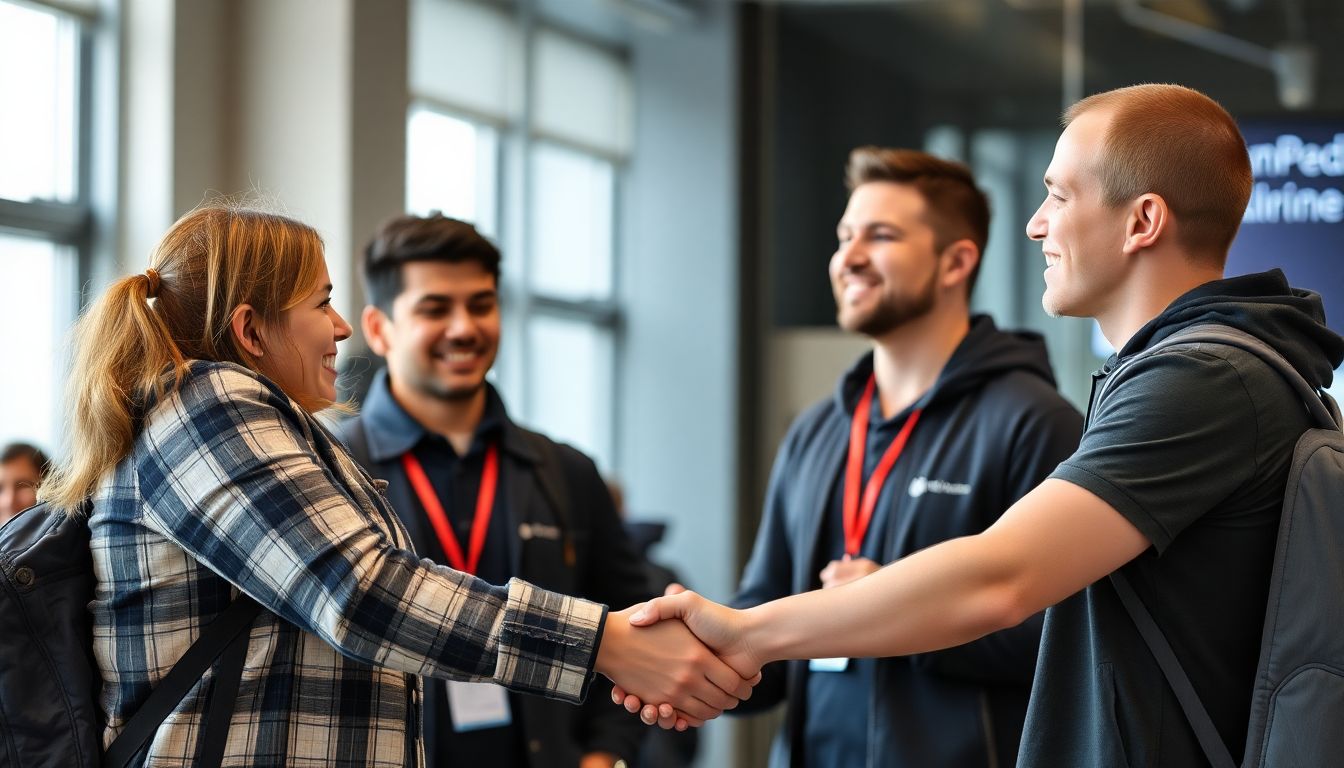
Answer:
730;148;1082;767
0;442;49;524
336;214;653;768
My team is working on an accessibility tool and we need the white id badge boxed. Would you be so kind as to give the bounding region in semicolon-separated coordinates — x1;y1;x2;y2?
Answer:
446;680;512;731
809;657;850;672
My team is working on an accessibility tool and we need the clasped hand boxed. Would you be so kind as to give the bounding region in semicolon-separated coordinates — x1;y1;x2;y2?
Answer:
602;585;763;730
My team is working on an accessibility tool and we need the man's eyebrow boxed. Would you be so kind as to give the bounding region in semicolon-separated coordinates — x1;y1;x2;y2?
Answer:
413;290;497;304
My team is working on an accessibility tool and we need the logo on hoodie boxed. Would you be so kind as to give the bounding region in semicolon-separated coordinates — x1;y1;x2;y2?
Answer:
908;476;972;498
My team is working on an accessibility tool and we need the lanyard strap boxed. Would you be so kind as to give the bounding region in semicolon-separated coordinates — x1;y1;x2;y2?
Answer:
401;444;499;575
844;376;922;557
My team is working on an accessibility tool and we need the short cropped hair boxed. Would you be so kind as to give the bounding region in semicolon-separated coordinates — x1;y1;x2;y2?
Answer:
2;443;50;479
845;147;991;296
1064;84;1252;264
362;213;502;314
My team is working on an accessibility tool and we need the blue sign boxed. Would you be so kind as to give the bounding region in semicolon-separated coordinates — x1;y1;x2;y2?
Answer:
1228;121;1344;334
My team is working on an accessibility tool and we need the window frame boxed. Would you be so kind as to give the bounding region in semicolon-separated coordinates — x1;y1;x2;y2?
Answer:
406;3;630;471
0;0;108;453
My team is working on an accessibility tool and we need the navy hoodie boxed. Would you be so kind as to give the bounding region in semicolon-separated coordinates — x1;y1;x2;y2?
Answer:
1022;270;1344;767
734;314;1083;768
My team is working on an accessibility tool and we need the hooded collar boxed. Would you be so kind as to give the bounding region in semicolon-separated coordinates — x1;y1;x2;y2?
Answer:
834;314;1061;416
1115;269;1344;389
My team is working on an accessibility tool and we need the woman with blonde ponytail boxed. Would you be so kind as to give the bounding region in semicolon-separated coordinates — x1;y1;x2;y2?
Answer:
43;204;753;768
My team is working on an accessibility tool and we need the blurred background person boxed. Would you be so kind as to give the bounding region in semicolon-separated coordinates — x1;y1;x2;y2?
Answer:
0;442;49;524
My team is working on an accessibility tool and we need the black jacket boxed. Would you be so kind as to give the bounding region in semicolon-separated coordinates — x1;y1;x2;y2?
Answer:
734;315;1083;768
336;373;654;767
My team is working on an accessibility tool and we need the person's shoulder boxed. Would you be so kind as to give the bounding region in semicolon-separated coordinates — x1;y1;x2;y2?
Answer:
151;361;299;433
175;360;276;404
1098;343;1266;430
328;410;363;444
1116;341;1261;396
510;423;601;478
789;395;846;440
969;367;1081;428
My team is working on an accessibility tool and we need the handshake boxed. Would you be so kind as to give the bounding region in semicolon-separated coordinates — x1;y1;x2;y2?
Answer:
592;555;882;729
592;584;762;731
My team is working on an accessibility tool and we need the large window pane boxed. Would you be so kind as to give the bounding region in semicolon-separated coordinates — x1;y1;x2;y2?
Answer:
525;315;614;470
528;142;614;300
407;106;499;235
534;29;632;157
0;1;78;203
0;234;77;453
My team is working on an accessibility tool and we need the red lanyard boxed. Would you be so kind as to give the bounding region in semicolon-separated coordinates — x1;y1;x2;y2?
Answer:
400;444;499;576
844;376;922;557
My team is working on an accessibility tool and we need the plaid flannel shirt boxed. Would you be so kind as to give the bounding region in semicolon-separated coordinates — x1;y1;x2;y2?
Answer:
88;361;607;767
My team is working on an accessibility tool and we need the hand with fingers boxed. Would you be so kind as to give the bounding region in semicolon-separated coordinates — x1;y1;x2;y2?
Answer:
594;602;760;730
819;555;881;589
609;590;764;730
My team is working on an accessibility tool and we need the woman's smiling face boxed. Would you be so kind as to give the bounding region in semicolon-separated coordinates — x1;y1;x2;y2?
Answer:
258;260;353;408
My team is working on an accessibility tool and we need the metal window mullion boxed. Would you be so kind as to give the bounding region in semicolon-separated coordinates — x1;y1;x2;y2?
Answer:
0;199;89;243
518;0;537;421
74;19;96;290
9;0;97;23
528;295;620;326
411;95;512;134
606;161;625;474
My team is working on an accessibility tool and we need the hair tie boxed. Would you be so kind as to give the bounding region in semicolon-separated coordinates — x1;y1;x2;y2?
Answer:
144;268;161;299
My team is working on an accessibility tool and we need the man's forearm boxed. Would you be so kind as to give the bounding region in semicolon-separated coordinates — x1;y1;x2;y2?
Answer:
744;533;1028;664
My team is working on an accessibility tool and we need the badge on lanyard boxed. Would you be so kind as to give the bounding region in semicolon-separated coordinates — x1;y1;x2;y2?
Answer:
446;680;513;731
812;376;922;673
809;657;850;672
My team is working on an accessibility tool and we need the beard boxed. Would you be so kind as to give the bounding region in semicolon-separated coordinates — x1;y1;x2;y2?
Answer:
836;268;939;337
424;378;487;402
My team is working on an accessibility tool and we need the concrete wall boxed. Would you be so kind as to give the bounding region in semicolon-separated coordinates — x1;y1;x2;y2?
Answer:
617;3;740;765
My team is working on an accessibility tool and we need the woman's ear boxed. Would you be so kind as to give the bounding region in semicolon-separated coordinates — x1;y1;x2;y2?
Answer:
229;304;266;358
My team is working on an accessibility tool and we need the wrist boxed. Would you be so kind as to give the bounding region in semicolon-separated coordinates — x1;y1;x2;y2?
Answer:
594;608;626;679
741;604;774;665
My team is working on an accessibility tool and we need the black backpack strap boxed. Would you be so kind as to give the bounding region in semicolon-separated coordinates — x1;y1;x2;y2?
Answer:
104;594;262;768
1109;571;1237;768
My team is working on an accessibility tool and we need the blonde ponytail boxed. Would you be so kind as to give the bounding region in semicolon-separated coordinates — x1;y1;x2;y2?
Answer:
41;204;326;514
41;272;188;513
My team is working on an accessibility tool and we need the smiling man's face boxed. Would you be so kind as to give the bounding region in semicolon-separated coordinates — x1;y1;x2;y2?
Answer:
370;260;501;405
830;181;944;337
1027;107;1130;319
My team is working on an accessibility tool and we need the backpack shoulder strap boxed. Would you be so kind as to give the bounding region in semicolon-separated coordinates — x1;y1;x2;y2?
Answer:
103;594;262;768
1109;571;1238;768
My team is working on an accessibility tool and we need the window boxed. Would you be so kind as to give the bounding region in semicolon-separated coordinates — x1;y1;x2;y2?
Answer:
407;0;631;471
0;0;99;454
407;106;500;236
528;141;615;301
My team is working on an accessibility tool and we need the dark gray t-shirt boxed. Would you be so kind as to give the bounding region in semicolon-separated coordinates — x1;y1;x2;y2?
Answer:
1020;341;1310;767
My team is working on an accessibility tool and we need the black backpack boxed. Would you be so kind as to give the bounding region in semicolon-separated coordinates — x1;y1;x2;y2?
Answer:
0;502;260;768
1103;325;1344;768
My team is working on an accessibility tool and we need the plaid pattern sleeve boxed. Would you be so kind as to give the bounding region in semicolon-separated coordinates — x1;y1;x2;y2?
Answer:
89;362;606;767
